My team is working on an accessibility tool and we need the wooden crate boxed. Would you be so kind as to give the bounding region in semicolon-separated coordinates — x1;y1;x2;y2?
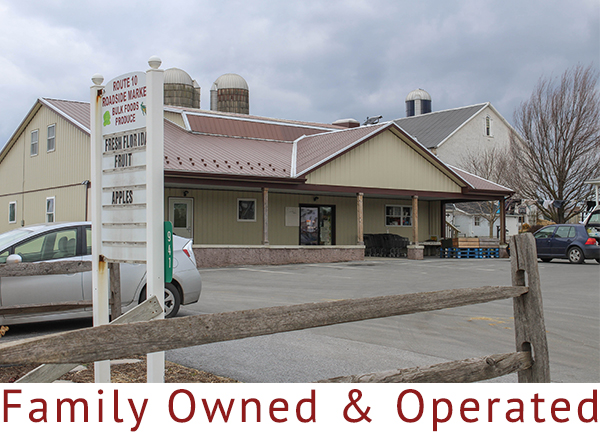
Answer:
452;238;480;248
479;237;500;247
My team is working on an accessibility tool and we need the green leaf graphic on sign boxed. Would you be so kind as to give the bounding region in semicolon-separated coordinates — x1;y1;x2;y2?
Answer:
103;111;111;126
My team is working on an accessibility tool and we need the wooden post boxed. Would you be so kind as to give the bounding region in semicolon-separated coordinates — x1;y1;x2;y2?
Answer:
412;195;419;244
357;192;364;245
510;233;550;382
109;263;122;319
500;197;506;245
262;187;269;245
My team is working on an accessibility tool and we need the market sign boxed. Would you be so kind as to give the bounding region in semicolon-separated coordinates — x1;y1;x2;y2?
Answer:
101;72;147;263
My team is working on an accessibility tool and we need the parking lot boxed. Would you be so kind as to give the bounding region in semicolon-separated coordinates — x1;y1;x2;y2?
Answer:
2;256;598;383
168;257;600;383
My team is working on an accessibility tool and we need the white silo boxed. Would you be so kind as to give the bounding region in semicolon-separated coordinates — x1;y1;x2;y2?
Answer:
406;88;432;117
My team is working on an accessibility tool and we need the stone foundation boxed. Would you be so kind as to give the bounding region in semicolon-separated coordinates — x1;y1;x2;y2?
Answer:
193;245;365;268
407;245;424;260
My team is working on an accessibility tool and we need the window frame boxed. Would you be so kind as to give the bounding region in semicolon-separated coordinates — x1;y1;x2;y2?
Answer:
30;129;39;156
474;216;481;226
8;201;16;224
385;204;413;227
46;197;55;223
485;116;493;137
237;198;257;222
47;124;56;152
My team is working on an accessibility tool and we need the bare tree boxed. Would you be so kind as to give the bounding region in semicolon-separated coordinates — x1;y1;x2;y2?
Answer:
510;64;600;223
459;145;514;237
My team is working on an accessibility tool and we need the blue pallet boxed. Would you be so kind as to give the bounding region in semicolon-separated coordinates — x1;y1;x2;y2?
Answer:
440;247;499;259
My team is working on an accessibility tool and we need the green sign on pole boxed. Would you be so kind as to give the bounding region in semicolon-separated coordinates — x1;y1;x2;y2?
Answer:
164;221;173;283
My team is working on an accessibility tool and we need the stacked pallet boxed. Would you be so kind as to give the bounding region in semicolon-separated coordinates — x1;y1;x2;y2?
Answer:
441;237;500;258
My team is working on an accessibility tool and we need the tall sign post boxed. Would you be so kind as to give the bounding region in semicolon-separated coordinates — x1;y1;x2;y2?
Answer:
145;56;166;382
90;56;166;383
90;74;110;383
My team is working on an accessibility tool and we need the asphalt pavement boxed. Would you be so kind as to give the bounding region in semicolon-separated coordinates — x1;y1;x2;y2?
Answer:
170;256;600;383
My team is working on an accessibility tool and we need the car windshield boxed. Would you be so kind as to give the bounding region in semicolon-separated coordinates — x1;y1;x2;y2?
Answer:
0;229;33;248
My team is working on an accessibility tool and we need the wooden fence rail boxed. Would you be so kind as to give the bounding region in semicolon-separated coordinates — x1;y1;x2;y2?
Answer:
0;233;550;383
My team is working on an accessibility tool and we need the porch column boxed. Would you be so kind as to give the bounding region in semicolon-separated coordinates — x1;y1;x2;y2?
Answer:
262;188;269;245
412;195;419;244
357;192;364;245
498;197;509;257
408;195;424;260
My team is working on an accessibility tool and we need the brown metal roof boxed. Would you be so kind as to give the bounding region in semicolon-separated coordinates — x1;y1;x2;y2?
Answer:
449;165;513;194
164;121;293;178
185;111;338;142
295;124;388;175
31;99;511;197
42;98;91;132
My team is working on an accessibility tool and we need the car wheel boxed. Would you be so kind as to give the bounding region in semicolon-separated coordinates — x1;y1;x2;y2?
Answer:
567;247;585;264
540;258;552;263
139;283;181;318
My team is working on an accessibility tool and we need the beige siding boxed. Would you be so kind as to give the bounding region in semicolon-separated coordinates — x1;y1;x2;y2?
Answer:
164;111;186;129
165;187;442;246
0;105;90;232
23;109;90;191
305;130;462;193
363;198;438;242
165;188;359;245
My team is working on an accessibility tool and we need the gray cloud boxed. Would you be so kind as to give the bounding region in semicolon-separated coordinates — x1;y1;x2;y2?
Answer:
1;0;598;149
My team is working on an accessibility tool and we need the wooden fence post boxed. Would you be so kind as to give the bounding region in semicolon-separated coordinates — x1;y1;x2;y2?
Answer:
510;233;550;382
109;262;122;319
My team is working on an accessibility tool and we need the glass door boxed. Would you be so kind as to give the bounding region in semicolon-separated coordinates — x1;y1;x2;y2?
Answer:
300;205;335;245
168;197;194;239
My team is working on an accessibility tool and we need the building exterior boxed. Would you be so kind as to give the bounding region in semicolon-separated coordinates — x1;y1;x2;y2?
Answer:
1;87;513;265
395;102;518;167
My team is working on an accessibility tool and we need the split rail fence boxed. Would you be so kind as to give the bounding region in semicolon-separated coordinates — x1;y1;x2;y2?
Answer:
0;233;550;383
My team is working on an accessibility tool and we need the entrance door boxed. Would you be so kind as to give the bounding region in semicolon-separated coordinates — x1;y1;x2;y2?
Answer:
169;198;193;239
300;205;335;245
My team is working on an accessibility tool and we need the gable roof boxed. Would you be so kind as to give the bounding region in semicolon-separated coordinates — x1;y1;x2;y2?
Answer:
1;98;512;197
393;103;487;149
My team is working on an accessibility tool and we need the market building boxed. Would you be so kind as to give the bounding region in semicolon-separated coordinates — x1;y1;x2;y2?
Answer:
0;70;513;266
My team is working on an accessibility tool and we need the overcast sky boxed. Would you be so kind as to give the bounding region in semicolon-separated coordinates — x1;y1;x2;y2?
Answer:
1;0;598;149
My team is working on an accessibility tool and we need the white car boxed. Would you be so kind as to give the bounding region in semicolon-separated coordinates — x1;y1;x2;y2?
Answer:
0;222;201;325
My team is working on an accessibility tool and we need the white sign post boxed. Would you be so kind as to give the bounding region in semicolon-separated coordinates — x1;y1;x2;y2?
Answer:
145;57;166;383
90;56;165;383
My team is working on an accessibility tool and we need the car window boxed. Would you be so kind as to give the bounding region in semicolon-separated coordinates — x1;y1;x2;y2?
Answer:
13;228;78;262
86;227;92;255
555;226;574;238
588;211;600;225
0;249;8;264
535;227;555;239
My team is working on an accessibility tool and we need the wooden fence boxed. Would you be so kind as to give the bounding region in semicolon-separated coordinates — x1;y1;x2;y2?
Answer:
0;233;550;383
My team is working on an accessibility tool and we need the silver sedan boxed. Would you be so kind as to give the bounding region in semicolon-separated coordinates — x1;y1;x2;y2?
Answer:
0;221;201;324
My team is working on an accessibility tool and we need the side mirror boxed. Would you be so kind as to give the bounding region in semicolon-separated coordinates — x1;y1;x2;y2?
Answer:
6;254;22;264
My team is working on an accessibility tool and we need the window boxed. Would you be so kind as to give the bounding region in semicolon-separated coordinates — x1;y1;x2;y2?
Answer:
237;199;256;221
485;116;492;136
13;228;78;262
46;197;55;223
30;129;39;156
385;205;412;226
555;226;575;239
47;124;56;152
0;249;8;264
8;202;16;224
474;216;481;226
534;226;555;239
